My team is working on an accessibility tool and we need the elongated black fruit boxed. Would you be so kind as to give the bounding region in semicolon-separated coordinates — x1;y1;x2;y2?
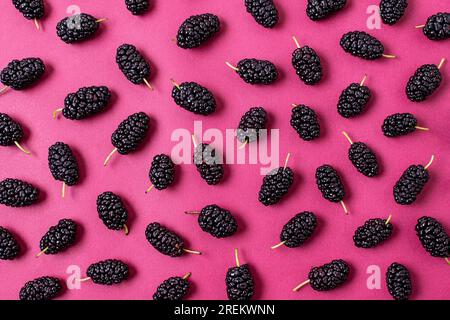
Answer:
111;112;150;155
0;226;20;260
116;44;151;85
61;86;111;120
0;113;24;147
0;57;45;90
96;192;128;231
380;0;408;25
292;46;323;85
386;262;412;300
149;154;175;190
48;142;79;186
382;113;418;137
393;164;430;205
19;276;62;300
153;276;190;300
422;13;450;41
406;64;442;102
226;264;254;300
197;205;238;238
340;31;386;60
259;167;294;206
193;143;224;185
237;107;267;144
172;82;216;115
145;222;185;257
39;219;77;255
12;0;45;20
244;0;279;28
0;178;39;207
87;259;129;285
306;0;346;21
308;259;350;291
279;212;317;248
234;59;278;85
415;216;450;258
347;141;379;177
125;0;149;15
315;165;345;202
353;218;393;248
291;105;320;141
337;83;371;118
56;13;101;43
176;13;220;49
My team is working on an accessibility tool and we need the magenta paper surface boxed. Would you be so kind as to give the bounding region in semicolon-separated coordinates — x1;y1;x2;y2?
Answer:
0;0;449;300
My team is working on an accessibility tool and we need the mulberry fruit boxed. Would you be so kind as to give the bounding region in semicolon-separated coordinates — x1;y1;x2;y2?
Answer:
226;249;254;300
227;59;278;85
86;259;129;285
56;13;102;43
342;132;379;177
386;262;412;300
0;113;30;154
315;165;345;203
0;178;39;207
116;44;151;86
294;259;350;291
237;107;267;144
39;219;77;255
48;142;79;188
380;0;408;25
172;81;216;115
0;57;45;90
258;164;294;206
149;154;175;190
337;79;372;118
291;40;323;85
153;273;191;300
19;276;62;301
193;204;238;238
306;0;347;21
244;0;279;28
291;104;320;141
353;216;393;248
415;216;450;259
0;226;20;260
340;31;393;60
96;192;129;233
193;143;224;185
58;86;111;120
405;62;443;102
12;0;44;20
125;0;149;15
273;212;317;249
421;12;450;41
176;13;220;49
382;113;424;137
393;156;433;205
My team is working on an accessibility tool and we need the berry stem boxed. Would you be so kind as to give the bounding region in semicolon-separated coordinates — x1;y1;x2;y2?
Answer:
79;277;91;282
341;131;353;145
183;248;202;255
34;18;40;30
385;214;392;225
415;24;425;29
415;126;429;131
182;272;191;280
360;74;367;86
14;141;31;155
424;155;435;170
445;257;450;265
123;224;129;235
238;140;248;150
145;184;154;193
293;279;310;292
340;200;349;215
271;241;286;250
234;248;240;267
438;58;446;70
61;182;66;198
382;54;396;59
191;135;198;148
143;78;153;91
35;247;48;258
184;210;201;214
96;18;107;23
292;35;300;49
103;148;118;166
0;86;9;94
284;153;291;170
170;78;180;90
52;108;63;119
225;61;239;72
291;103;297;108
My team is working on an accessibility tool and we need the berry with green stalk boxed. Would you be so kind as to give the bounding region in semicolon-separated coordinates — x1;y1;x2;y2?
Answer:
290;104;320;141
226;249;254;300
259;153;294;206
145;154;175;193
153;272;192;300
116;44;153;91
12;0;45;30
406;58;445;102
171;79;216;115
415;13;450;41
340;31;396;60
225;59;278;85
192;135;224;185
97;192;129;235
415;216;450;265
185;204;238;238
0;57;45;94
79;259;130;285
315;165;349;214
36;219;77;257
382;113;429;137
236;107;267;149
271;211;317;250
337;75;372;118
341;131;379;177
48;142;80;198
353;215;393;248
56;13;107;43
291;36;323;85
0;113;31;155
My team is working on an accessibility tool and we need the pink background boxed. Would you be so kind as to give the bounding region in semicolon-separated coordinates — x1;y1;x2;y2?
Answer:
0;0;449;300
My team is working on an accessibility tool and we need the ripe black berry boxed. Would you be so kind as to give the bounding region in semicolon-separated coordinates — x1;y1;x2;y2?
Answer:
340;31;387;60
60;86;111;120
87;259;129;285
145;222;184;257
315;165;345;203
415;216;449;259
244;0;279;28
56;13;101;43
406;63;442;102
172;82;216;115
125;0;149;15
48;142;79;186
422;12;450;41
258;166;294;206
306;0;347;21
0;178;39;207
149;154;175;190
0;57;45;90
193;143;224;185
19;276;62;300
292;44;323;85
237;107;267;144
291;104;320;141
393;158;432;205
39;219;77;255
226;250;254;300
96;192;129;232
380;0;408;25
111;112;150;155
153;274;191;300
116;44;151;85
353;217;393;248
12;0;45;20
232;59;278;85
306;259;350;291
196;205;238;238
176;13;220;49
386;262;412;300
278;212;317;248
337;82;371;118
0;113;24;147
0;226;20;260
382;113;418;137
342;133;379;177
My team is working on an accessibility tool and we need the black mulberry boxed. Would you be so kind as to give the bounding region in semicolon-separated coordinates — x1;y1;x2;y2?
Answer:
86;259;129;285
274;212;317;249
380;0;408;25
315;165;345;203
382;113;421;137
0;178;39;207
96;192;129;233
48;142;79;187
415;216;450;259
176;13;220;49
0;57;45;90
244;0;279;28
125;0;149;15
294;259;350;291
0;113;30;154
291;41;323;85
386;262;412;300
56;13;102;43
172;81;216;115
153;273;191;300
291;104;320;141
421;12;450;41
12;0;44;20
237;107;267;144
405;62;443;102
340;31;392;60
337;80;372;118
195;204;238;238
228;59;278;85
193;143;224;185
19;276;62;301
226;250;254;300
0;226;20;260
58;86;111;120
259;165;294;206
353;217;393;248
342;132;379;177
39;219;77;255
306;0;347;21
149;154;175;190
116;44;151;86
